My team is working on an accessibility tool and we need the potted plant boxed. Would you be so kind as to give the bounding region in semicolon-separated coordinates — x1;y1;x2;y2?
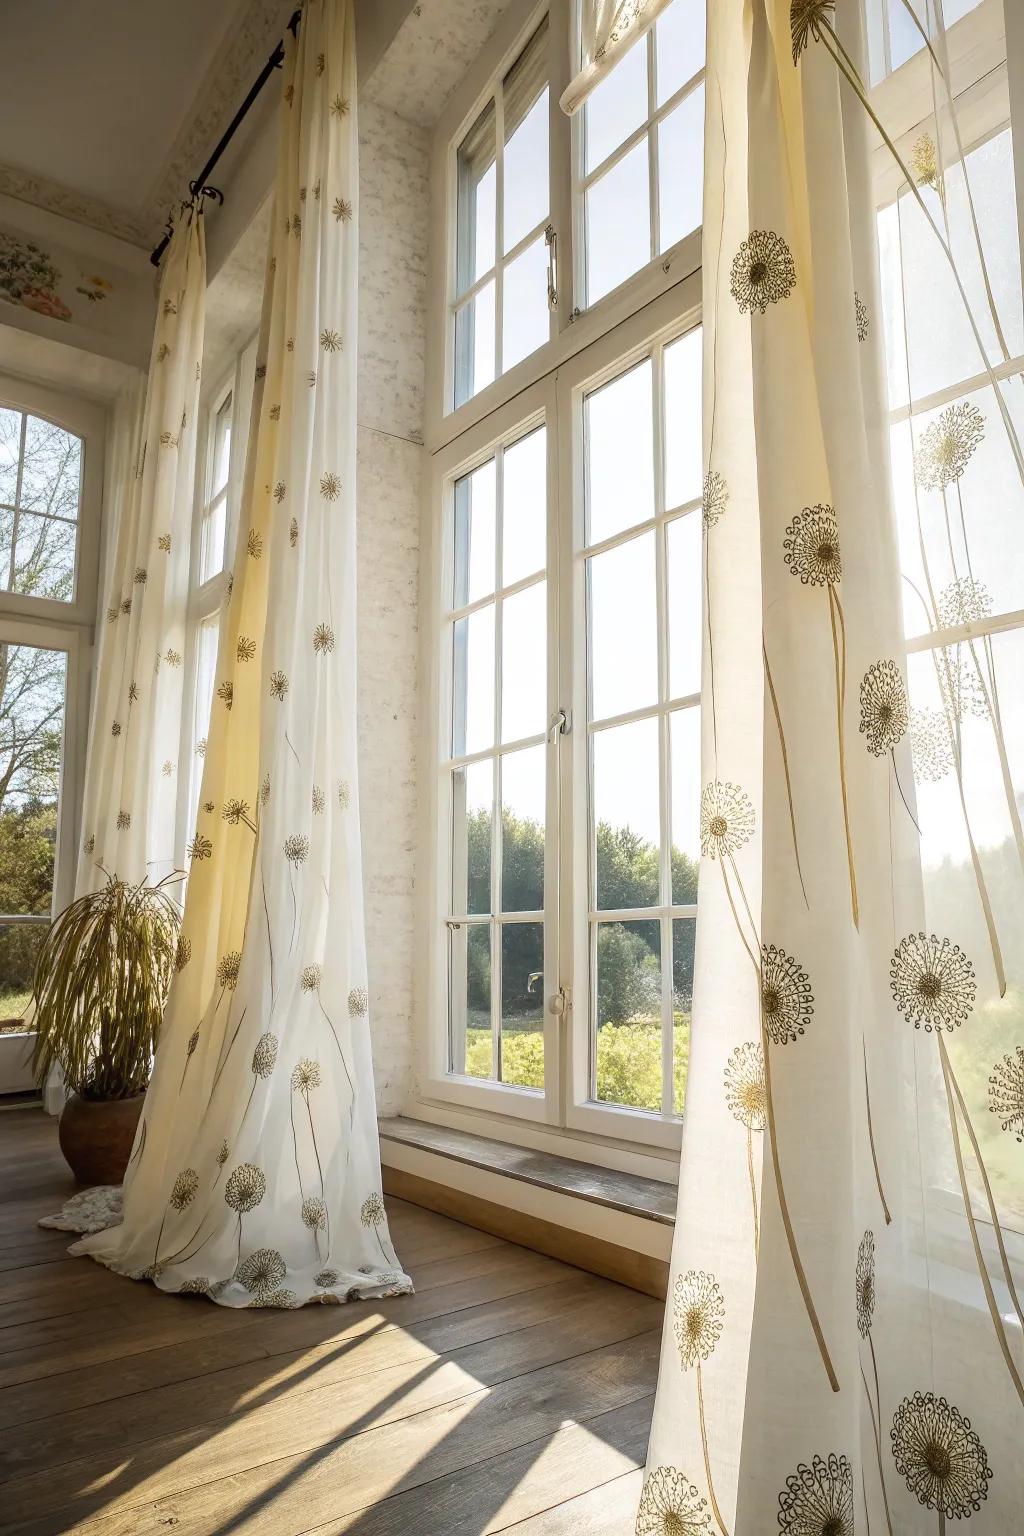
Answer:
31;874;180;1184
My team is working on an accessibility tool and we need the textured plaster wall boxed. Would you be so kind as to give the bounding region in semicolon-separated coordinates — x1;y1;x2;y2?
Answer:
355;100;428;1113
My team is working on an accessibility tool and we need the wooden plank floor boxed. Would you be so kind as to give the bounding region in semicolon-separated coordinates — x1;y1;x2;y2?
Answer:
0;1107;659;1536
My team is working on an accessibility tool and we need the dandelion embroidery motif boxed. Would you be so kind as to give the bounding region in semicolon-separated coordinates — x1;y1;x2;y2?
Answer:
162;761;174;777
320;328;342;352
252;1033;278;1078
165;649;182;668
289;517;298;547
790;0;835;62
270;404;281;421
158;533;172;552
301;1196;327;1232
217;681;233;711
761;944;814;1044
855;291;869;341
134;566;148;585
236;636;256;663
360;1191;392;1263
860;659;909;755
889;933;975;1032
329;94;349;118
338;780;351;809
315;1268;339;1289
170;1168;199;1211
776;1453;854;1536
223;798;255;831
236;1247;286;1297
313;623;335;654
84;834;95;855
938;576;991;629
724;1041;765;1256
856;1229;875;1339
121;597;132;614
729;230;796;314
672;1271;727;1536
914;403;984;492
911;131;939;189
348;986;368;1018
784;505;841;586
112;721;122;737
116;810;131;831
270;670;289;700
292;1058;322;1093
273;481;286;504
188;833;213;861
700;781;755;861
260;773;271;807
217;951;242;991
247;529;263;559
702;470;728;531
989;1046;1024;1141
320;472;341;501
635;1467;710;1535
224;1164;267;1271
156;343;170;363
301;964;322;992
312;785;325;814
248;1288;298;1309
285;834;309;865
910;707;953;783
333;197;353;223
891;1392;991;1520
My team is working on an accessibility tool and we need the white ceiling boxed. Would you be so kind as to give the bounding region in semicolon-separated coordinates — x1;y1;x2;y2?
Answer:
0;0;295;247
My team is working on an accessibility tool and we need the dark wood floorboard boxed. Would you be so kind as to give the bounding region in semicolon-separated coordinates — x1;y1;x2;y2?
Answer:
0;1107;659;1535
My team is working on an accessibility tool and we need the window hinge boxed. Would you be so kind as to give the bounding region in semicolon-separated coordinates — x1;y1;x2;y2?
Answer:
549;708;571;740
548;985;571;1018
545;223;558;310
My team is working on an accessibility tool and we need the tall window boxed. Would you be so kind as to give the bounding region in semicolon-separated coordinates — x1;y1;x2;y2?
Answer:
0;385;102;1043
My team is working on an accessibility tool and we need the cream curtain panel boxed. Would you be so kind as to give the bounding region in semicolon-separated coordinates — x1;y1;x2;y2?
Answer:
77;0;410;1308
77;213;205;891
640;1;1022;1532
559;0;673;115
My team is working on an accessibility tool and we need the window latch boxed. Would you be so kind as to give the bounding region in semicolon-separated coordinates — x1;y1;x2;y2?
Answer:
548;985;571;1018
549;708;570;740
545;223;558;311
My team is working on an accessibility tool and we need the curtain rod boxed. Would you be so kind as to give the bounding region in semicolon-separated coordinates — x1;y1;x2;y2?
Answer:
150;8;302;267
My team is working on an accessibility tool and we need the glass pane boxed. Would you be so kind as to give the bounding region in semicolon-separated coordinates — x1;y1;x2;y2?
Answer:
19;415;82;519
668;511;701;698
454;458;497;608
451;759;492;916
671;917;695;1114
664;326;702;509
594;919;662;1109
0;409;21;506
457;100;496;293
585;37;647;174
586;359;655;545
658;83;704;251
671;706;700;904
593;716;660;908
502;235;550;373
589;532;657;721
585;138;651;305
453;604;495;757
3;511;77;601
0;921;47;1028
891;378;1024;640
500;922;544;1089
886;0;923;71
454;281;496;407
501;579;546;742
501;744;545;912
504;88;549;253
656;0;705;105
200;494;227;584
212;394;232;496
450;923;492;1079
0;642;67;917
502;427;546;586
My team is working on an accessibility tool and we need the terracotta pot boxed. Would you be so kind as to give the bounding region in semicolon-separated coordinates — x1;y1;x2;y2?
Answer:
58;1092;145;1185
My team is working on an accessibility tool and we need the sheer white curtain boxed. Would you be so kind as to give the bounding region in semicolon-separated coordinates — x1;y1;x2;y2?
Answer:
78;211;205;891
76;0;410;1308
640;1;1022;1532
559;0;673;114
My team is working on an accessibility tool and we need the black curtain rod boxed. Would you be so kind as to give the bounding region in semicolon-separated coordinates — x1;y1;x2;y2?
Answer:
150;8;302;266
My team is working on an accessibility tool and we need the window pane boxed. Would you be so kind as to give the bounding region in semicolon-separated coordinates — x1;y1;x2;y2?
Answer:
585;138;651;304
451;759;492;915
0;409;21;506
585;359;655;544
658;83;704;251
589;532;657;721
0;921;48;1028
501;234;550;372
501;744;545;912
454;280;496;407
212;394;232;496
188;616;219;834
453;604;495;756
671;706;700;904
593;716;660;908
454;458;497;608
3;511;77;601
200;495;227;585
457;100;496;294
671;917;694;1114
664;326;702;509
19;415;81;519
594;919;662;1109
501;922;544;1088
656;0;705;105
585;37;647;174
504;46;548;254
886;0;923;71
0;642;67;917
450;923;492;1079
502;426;546;585
501;579;546;742
668;511;701;698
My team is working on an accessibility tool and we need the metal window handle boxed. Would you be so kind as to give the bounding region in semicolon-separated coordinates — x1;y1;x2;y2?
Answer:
549;708;570;740
548;986;570;1017
545;223;558;310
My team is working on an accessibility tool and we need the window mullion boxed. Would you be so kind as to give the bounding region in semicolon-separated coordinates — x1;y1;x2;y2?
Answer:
647;30;660;267
495;86;506;382
652;340;673;1117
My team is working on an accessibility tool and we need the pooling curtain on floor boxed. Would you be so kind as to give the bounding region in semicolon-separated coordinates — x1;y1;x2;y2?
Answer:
639;1;1022;1532
75;0;411;1309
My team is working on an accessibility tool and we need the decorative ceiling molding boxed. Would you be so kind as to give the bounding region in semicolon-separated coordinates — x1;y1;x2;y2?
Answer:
0;0;292;250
